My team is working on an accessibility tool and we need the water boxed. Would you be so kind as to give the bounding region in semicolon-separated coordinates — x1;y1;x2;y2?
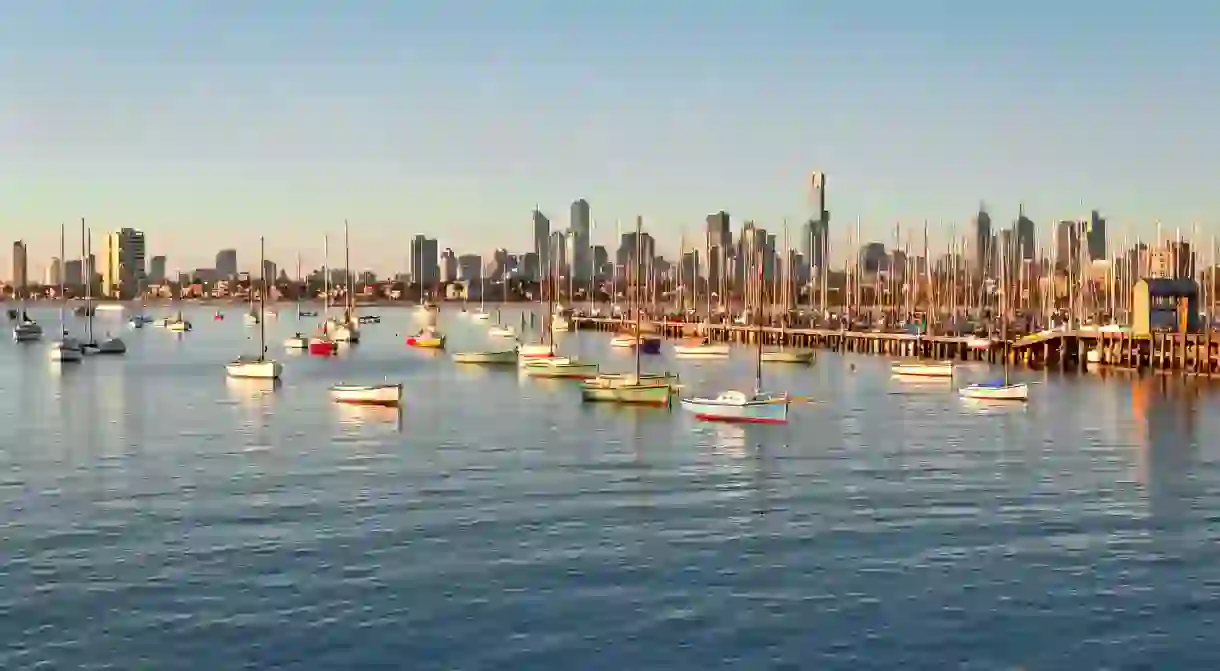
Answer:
2;305;1218;669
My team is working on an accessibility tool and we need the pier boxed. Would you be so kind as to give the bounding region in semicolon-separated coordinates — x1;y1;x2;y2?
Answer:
573;317;1220;376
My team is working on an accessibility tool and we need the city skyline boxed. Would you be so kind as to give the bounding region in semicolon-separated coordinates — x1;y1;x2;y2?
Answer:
4;2;1219;270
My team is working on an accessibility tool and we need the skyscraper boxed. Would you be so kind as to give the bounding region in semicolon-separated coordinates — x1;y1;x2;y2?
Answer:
967;205;992;279
408;235;439;287
11;241;28;297
705;211;731;289
102;228;147;298
440;248;457;282
532;209;550;280
1086;210;1107;261
569;199;590;281
215;249;237;279
149;255;167;284
46;257;62;288
1015;205;1036;262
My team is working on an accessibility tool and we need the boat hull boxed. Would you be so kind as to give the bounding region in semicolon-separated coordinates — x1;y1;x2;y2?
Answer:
405;336;446;349
167;320;191;332
49;341;83;362
13;324;42;342
519;343;554;358
226;360;283;379
760;350;815;364
891;362;954;377
581;382;673;405
680;395;789;424
309;339;337;356
452;350;518;364
330;384;402;406
284;336;308;349
959;383;1029;401
673;344;730;358
96;337;126;354
522;359;599;379
610;335;662;353
488;327;517;338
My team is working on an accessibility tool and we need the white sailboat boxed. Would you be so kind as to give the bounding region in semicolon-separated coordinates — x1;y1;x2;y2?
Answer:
12;247;41;342
227;237;282;380
471;255;490;320
49;223;82;363
522;257;597;378
960;235;1027;402
682;252;790;423
330;382;403;406
325;221;360;343
75;221;125;354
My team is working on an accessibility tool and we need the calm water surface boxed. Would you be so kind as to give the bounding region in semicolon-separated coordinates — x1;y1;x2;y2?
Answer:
1;306;1218;669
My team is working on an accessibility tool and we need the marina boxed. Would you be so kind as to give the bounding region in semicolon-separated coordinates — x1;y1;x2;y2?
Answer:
2;303;1217;668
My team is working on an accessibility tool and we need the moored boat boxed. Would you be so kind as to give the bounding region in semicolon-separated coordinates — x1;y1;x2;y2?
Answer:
284;333;308;349
488;324;517;338
519;342;554;358
329;383;402;406
891;361;954;377
610;333;663;353
958;381;1029;402
13;319;42;342
309;335;337;356
49;336;83;363
673;338;729;358
761;349;815;364
167;318;192;332
95;334;127;354
452;349;518;364
680;390;789;423
406;329;446;349
521;356;599;379
226;356;283;379
581;381;673;405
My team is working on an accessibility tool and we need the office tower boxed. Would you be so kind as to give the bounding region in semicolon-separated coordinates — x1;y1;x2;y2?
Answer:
214;249;237;279
64;260;82;288
102;228;147;298
149;255;167;284
705;211;731;289
11;241;27;297
967;205;992;279
408;235;439;286
569;199;590;281
457;254;482;282
1086;210;1107;261
532;209;550;280
440;248;457;282
262;260;277;286
1056;220;1081;270
46;257;62;288
1015;205;1036;262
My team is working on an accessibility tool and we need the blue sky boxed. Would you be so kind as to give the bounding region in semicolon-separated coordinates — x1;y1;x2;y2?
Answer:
2;0;1218;274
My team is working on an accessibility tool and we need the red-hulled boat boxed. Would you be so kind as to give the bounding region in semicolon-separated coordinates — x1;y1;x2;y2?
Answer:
309;335;337;356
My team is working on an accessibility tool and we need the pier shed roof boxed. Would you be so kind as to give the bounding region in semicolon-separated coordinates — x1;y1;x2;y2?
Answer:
1136;278;1198;297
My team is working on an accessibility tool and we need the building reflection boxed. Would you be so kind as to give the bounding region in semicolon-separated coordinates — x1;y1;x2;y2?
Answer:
1131;377;1200;520
333;402;403;432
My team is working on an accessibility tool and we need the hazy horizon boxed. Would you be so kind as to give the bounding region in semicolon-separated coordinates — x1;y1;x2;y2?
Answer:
4;1;1218;275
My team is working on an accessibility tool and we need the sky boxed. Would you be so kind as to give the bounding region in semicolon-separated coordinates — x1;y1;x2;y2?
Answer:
2;0;1219;275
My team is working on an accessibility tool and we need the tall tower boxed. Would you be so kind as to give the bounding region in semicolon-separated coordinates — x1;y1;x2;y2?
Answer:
569;199;590;281
102;228;147;299
532;208;550;281
11;240;28;297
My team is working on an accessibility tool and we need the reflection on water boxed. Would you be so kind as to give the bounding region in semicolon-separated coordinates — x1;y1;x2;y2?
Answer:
333;401;403;431
224;376;282;404
959;397;1030;415
1131;377;1200;519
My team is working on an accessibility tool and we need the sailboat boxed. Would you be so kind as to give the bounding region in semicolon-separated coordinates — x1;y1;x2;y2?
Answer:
49;223;82;363
583;216;676;405
681;252;790;423
330;381;403;406
471;257;491;320
227;237;283;379
959;235;1028;402
309;235;338;356
761;322;815;364
285;254;308;349
325;221;360;343
74;222;126;354
12;246;41;341
522;253;598;379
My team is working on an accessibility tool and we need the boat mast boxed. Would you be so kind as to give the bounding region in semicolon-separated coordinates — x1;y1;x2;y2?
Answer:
323;235;330;321
259;236;267;361
295;253;301;319
634;216;643;381
59;223;66;336
343;220;352;320
1001;234;1009;385
754;251;763;394
479;255;485;312
83;219;94;343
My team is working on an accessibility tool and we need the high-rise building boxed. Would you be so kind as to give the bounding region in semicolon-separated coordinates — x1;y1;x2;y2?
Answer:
262;260;277;285
1055;220;1081;270
1015;205;1036;262
149;255;167;284
548;231;568;277
569;199;590;281
705;211;731;289
46;257;62;288
532;209;550;280
440;248;458;282
11;241;28;296
101;228;147;299
967;205;992;279
408;235;439;287
64;260;82;288
1086;210;1107;261
457;254;482;282
802;218;828;273
215;249;237;279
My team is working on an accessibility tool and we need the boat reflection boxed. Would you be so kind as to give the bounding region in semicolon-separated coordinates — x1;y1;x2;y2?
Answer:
707;422;749;460
224;376;281;406
959;396;1029;415
334;402;403;431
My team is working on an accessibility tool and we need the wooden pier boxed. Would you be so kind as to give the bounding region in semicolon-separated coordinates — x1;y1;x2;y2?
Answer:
573;318;1220;376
